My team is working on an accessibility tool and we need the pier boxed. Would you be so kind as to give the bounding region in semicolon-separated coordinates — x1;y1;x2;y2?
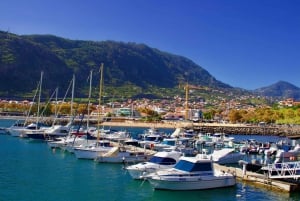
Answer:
213;163;300;192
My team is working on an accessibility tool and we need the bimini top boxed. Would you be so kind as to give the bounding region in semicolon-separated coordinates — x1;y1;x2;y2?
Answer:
173;156;213;174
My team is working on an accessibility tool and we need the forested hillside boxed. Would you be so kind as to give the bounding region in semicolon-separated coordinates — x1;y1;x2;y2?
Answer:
0;31;230;99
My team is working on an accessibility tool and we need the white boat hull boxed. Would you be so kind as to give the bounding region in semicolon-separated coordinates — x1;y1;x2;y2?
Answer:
127;163;174;179
74;147;113;159
214;153;245;164
210;148;245;165
127;151;182;179
148;175;236;190
97;154;149;163
8;128;23;137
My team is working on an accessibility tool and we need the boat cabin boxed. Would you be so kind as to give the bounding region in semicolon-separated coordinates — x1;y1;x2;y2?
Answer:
148;154;178;165
173;157;214;175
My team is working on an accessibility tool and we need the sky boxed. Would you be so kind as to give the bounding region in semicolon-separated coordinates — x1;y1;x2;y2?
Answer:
1;0;300;90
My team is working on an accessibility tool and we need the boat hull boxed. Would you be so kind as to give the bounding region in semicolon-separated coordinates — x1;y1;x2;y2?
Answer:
97;154;149;163
214;153;245;164
74;147;113;159
148;176;236;190
127;164;174;179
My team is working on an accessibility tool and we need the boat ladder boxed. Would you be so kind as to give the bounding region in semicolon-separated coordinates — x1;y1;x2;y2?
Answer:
266;161;300;179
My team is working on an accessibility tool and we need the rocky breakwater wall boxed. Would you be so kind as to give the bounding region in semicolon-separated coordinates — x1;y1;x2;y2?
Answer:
190;123;300;136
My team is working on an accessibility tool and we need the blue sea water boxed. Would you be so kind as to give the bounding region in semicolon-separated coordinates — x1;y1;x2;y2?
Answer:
0;119;299;201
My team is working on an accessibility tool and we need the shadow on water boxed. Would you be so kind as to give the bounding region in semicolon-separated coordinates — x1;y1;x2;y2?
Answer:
150;186;238;201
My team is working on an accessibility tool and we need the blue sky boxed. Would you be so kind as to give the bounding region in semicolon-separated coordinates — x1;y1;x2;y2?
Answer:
1;0;299;90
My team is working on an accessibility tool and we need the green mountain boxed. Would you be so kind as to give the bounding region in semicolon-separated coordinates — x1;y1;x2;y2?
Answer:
0;31;232;99
254;81;300;99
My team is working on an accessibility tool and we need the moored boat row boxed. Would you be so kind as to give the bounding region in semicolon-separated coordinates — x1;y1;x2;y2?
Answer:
3;119;300;191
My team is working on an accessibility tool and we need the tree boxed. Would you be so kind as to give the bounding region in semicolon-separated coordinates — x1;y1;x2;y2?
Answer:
228;109;242;123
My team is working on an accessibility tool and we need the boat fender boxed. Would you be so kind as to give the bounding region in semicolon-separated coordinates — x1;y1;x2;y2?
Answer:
150;144;154;149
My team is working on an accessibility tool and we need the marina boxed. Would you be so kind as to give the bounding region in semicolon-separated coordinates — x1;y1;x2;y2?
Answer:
4;115;300;136
1;118;300;200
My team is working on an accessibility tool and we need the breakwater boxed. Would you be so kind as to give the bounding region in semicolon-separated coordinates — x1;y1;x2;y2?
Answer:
191;124;297;136
3;115;300;137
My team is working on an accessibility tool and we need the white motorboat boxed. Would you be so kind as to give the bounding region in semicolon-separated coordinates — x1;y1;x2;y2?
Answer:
73;140;115;159
137;127;165;148
47;134;79;149
8;122;41;137
126;151;182;179
273;144;300;163
63;136;97;153
6;120;25;136
153;137;190;152
145;154;236;190
138;134;163;149
25;125;69;140
95;145;155;163
209;148;245;164
0;127;7;134
102;130;131;142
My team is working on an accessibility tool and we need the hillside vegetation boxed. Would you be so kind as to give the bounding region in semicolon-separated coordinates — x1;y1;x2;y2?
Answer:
0;31;231;99
1;30;300;103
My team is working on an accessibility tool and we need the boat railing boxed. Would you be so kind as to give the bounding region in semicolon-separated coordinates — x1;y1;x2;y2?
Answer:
266;161;300;179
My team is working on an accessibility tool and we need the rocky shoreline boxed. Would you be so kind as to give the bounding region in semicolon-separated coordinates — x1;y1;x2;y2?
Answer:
101;121;300;137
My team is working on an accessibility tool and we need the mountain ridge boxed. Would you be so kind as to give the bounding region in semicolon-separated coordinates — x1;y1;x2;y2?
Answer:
0;30;299;100
254;81;300;99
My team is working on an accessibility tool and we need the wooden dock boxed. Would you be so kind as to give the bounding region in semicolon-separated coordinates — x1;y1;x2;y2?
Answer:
213;163;300;192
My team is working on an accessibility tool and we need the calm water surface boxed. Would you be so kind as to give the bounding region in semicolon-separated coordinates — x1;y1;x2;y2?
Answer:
0;119;299;201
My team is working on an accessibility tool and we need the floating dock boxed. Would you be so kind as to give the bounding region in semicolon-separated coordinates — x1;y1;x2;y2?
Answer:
214;163;300;192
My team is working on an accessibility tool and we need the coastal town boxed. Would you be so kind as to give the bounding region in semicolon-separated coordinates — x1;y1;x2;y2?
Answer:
1;92;300;136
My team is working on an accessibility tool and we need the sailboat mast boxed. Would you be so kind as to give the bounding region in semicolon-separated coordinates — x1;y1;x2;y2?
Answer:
70;74;75;122
87;70;93;128
55;87;58;118
99;64;103;108
97;63;104;141
36;71;43;126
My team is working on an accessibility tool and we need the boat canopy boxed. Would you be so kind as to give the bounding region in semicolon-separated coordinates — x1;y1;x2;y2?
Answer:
174;158;213;173
149;156;177;165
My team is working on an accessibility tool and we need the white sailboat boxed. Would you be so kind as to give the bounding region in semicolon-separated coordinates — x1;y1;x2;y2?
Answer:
74;63;116;159
47;74;80;148
27;74;76;140
8;72;43;137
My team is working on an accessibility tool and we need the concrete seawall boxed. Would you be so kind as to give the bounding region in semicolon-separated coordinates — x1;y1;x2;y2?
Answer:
99;120;300;137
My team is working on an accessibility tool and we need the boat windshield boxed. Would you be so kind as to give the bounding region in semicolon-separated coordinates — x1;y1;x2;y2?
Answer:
149;156;177;165
96;142;111;147
145;136;159;141
174;160;213;172
162;140;175;146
